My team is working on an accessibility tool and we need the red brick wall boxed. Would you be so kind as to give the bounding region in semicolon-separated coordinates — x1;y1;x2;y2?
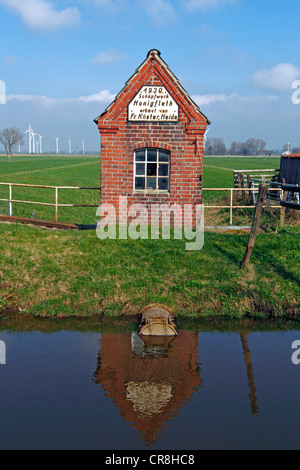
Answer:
97;52;208;225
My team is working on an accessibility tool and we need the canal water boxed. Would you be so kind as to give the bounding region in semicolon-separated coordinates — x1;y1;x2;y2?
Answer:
0;317;299;450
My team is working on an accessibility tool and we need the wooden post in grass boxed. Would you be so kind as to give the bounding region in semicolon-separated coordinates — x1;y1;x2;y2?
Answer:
280;178;287;227
247;174;253;205
240;172;245;202
234;172;239;189
241;182;268;268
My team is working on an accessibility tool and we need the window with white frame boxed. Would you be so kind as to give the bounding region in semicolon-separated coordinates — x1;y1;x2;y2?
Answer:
134;148;170;192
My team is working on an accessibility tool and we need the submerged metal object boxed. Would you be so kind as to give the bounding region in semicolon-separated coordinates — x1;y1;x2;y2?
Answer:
138;304;178;337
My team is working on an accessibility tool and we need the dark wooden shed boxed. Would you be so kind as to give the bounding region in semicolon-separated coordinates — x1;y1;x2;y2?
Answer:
278;154;300;185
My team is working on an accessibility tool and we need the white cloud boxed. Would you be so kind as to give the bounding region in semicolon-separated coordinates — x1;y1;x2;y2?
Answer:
74;90;116;103
6;90;116;107
91;50;128;65
4;56;18;65
91;0;130;11
7;90;278;110
2;90;115;151
138;0;176;25
250;63;300;93
0;0;81;31
184;0;236;10
192;92;278;106
86;0;176;25
192;93;230;106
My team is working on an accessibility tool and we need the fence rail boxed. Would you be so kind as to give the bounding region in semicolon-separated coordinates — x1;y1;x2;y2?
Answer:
233;169;279;200
0;182;101;222
202;187;282;225
0;182;294;227
280;183;300;212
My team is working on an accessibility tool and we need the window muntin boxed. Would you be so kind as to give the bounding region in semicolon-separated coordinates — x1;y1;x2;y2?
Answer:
134;149;170;192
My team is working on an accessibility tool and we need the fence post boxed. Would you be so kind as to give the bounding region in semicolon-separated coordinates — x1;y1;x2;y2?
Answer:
247;175;253;205
9;184;12;216
230;189;233;226
55;187;58;222
240;172;245;201
280;178;287;227
241;183;268;268
280;190;288;226
234;172;239;189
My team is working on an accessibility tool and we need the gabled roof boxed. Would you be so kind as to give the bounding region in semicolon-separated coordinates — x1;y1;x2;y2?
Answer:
94;49;211;125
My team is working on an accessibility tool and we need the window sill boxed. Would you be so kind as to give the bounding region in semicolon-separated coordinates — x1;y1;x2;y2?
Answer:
133;190;170;196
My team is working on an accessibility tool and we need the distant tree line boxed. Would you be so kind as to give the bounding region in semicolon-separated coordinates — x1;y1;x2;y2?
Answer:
204;137;227;155
228;138;267;156
204;137;268;156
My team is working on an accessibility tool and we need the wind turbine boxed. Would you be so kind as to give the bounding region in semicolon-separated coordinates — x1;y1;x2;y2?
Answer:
68;138;72;155
32;131;39;154
39;135;43;154
24;124;33;154
55;137;59;155
82;139;85;155
204;128;210;150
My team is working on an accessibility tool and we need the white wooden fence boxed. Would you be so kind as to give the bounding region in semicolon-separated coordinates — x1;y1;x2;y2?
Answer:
202;187;282;226
0;182;100;222
0;182;285;226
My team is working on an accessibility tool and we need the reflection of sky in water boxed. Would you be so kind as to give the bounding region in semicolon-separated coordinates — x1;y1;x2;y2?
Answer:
0;327;299;450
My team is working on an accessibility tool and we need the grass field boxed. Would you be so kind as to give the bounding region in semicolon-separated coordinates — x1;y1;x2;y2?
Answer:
0;154;299;319
203;155;280;188
0;154;282;225
0;221;299;318
0;155;101;224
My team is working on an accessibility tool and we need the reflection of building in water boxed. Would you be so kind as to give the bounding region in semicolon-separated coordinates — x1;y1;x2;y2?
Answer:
94;331;201;446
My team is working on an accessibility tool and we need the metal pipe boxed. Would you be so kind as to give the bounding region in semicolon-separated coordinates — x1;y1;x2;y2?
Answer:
230;189;233;225
9;184;12;216
55;187;58;222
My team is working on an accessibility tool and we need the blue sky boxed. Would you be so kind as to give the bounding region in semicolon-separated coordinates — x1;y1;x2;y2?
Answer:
0;0;300;153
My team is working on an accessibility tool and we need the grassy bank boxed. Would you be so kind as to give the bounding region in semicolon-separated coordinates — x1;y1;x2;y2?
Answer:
0;223;299;319
0;155;298;320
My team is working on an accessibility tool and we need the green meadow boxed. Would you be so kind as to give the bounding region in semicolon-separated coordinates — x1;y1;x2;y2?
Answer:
0;155;101;224
203;155;280;189
0;154;299;319
0;154;281;224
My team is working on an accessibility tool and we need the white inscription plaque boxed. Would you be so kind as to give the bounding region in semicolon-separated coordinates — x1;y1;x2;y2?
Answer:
128;85;179;122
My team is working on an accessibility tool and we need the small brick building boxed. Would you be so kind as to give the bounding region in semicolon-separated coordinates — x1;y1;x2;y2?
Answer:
94;49;210;225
